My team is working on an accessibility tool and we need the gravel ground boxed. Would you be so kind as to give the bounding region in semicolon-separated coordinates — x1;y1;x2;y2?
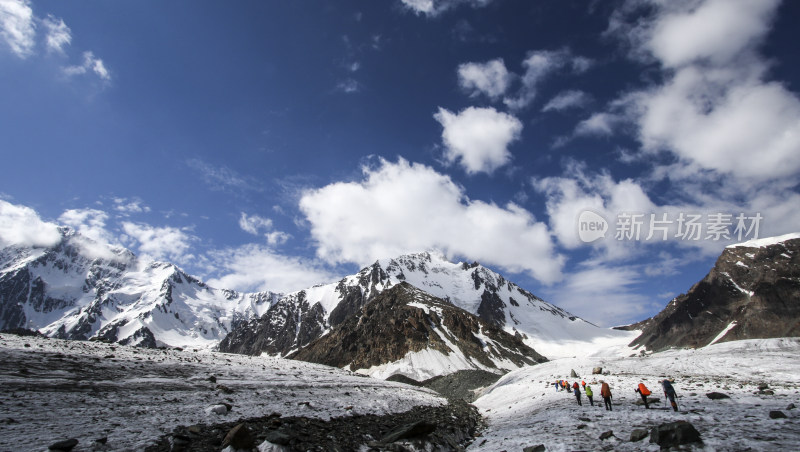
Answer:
0;333;450;452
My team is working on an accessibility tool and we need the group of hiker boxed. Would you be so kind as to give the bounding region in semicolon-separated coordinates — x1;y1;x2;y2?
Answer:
554;377;678;412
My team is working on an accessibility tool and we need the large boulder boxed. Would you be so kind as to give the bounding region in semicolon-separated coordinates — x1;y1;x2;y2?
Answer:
650;421;702;448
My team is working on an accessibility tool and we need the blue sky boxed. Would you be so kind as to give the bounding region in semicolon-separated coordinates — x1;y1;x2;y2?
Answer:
1;0;799;326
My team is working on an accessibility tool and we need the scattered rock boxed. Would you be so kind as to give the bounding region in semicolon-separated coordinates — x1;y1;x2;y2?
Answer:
570;369;579;378
592;367;603;375
578;417;591;422
760;389;775;395
706;392;730;400
649;421;702;448
599;430;614;440
630;429;649;442
769;411;787;419
208;375;217;383
216;384;233;394
48;438;79;451
94;437;108;445
787;403;796;410
221;423;255;449
172;434;191;446
758;383;770;391
634;397;660;405
205;404;229;415
523;445;546;452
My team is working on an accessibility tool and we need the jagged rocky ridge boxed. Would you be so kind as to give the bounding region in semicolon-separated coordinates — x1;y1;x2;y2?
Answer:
288;283;547;380
219;251;607;358
0;227;278;348
629;234;800;351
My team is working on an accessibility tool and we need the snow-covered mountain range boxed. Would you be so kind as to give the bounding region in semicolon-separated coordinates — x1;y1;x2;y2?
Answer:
0;227;278;348
219;251;634;359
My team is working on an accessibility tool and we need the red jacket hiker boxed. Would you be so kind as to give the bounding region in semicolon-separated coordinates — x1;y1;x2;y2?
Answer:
600;382;613;411
635;382;652;409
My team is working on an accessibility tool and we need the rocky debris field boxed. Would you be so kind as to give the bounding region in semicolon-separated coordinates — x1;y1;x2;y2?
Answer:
145;399;481;451
0;332;476;451
388;369;503;403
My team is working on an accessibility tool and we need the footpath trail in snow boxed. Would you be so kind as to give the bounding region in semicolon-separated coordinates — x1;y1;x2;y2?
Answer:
470;339;800;451
0;334;444;451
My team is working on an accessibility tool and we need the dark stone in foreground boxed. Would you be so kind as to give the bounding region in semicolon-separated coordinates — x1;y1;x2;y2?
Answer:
523;445;546;452
221;423;255;449
378;420;436;443
769;411;787;419
630;428;649;442
48;438;78;451
706;392;730;400
599;430;614;440
649;421;702;448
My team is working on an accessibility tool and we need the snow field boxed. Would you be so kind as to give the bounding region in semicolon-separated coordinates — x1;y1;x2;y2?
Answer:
469;338;800;451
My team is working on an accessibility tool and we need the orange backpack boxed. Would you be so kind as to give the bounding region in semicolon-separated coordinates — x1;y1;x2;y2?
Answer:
638;383;651;396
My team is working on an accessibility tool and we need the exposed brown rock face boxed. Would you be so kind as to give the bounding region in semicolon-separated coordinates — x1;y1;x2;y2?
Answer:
631;238;800;351
289;283;546;376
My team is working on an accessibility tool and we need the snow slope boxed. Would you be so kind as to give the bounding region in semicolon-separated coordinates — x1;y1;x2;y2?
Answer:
0;333;445;451
469;338;800;451
727;232;800;249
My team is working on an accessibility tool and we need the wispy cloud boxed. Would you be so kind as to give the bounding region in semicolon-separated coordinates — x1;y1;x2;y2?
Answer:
42;14;70;54
187;158;263;193
0;1;110;81
400;0;493;17
63;51;111;81
203;244;338;293
0;0;35;58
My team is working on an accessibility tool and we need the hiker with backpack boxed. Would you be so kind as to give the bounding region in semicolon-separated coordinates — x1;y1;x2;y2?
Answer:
635;382;652;409
572;382;582;405
662;379;678;412
584;385;594;406
600;381;613;411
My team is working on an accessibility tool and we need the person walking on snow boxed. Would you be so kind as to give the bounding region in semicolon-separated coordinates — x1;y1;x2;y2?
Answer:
635;382;652;409
572;382;582;405
662;379;679;412
600;381;613;411
581;380;586;388
566;381;572;393
584;385;594;406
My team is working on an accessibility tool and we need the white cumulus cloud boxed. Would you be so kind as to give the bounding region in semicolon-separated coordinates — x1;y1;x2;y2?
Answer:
0;199;61;248
434;106;523;175
299;158;564;284
457;58;511;100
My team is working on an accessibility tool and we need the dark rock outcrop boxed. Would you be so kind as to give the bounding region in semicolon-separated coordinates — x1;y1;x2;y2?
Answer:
649;421;702;448
289;283;546;377
631;236;800;351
